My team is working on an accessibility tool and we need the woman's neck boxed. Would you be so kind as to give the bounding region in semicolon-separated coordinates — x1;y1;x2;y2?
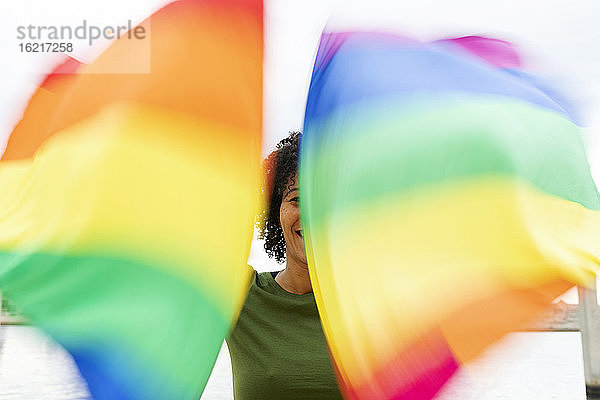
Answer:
275;259;312;295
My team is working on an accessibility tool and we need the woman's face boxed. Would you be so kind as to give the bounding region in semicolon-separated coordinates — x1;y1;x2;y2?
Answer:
279;175;307;267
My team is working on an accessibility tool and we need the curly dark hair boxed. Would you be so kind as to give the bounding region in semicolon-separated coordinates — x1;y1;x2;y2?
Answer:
257;131;301;263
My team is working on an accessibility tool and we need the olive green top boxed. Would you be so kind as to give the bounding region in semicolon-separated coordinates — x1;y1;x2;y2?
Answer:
227;271;344;400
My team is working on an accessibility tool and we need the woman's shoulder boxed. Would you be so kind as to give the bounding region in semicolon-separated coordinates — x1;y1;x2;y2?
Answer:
255;270;279;286
243;266;280;288
228;269;280;337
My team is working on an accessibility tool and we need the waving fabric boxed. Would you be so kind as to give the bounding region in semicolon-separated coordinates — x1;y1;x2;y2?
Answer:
300;32;600;400
0;1;263;399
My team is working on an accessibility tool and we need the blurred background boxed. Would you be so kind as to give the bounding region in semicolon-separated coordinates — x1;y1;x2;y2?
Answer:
0;0;599;398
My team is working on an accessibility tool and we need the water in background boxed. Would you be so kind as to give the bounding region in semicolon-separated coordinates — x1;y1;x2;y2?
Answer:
0;326;587;399
0;326;88;400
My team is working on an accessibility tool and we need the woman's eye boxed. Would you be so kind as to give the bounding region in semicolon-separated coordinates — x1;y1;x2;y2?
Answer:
290;197;299;203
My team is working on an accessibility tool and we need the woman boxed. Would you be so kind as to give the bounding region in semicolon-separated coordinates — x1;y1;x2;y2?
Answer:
227;131;343;400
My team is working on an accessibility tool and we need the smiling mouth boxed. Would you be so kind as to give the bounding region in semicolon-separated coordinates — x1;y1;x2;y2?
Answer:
295;229;303;238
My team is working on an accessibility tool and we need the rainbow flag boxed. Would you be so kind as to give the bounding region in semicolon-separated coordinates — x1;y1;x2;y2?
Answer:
300;32;600;400
0;0;263;399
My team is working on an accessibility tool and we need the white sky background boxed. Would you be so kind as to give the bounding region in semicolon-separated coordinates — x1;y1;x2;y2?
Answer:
1;0;599;299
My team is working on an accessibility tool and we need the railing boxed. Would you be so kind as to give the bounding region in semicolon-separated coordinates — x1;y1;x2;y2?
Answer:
0;291;26;325
579;284;600;399
521;301;580;331
520;283;600;399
